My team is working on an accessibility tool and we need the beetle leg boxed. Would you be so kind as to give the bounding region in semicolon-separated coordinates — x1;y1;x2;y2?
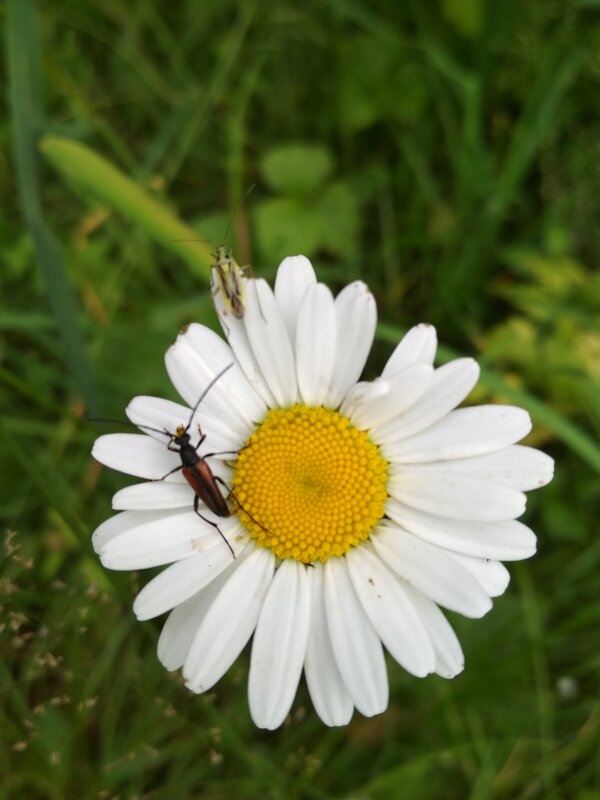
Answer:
202;448;240;459
155;464;183;481
193;495;235;558
193;429;207;450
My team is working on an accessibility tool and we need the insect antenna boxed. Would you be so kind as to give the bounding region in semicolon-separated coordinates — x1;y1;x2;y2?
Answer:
184;362;234;434
88;417;170;437
222;183;256;246
162;185;255;248
161;237;211;245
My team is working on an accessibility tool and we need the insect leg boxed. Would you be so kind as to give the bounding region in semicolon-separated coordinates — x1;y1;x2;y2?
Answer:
193;429;207;450
214;479;270;536
202;448;241;459
193;494;235;558
155;464;183;481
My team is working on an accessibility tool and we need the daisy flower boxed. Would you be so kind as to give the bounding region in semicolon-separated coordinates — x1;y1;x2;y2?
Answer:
91;255;554;729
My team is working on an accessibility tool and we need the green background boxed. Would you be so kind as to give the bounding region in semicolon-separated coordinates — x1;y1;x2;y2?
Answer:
2;0;599;797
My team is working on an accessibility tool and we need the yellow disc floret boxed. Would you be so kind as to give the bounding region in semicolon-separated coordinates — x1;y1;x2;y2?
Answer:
232;405;389;563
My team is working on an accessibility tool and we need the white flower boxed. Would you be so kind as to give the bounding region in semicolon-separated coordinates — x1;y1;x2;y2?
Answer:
91;255;554;729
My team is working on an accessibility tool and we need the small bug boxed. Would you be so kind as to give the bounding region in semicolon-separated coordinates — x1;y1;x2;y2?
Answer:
151;364;237;556
163;188;260;324
210;245;251;320
92;364;259;558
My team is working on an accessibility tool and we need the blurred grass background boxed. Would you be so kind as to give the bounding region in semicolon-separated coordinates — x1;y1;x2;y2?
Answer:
2;0;599;797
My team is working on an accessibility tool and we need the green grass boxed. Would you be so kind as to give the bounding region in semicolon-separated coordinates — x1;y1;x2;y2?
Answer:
2;0;599;797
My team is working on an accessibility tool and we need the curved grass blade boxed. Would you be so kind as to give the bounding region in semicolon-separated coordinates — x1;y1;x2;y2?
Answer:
40;136;213;279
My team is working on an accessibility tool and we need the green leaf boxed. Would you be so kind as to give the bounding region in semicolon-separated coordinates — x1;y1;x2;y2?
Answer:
260;144;333;196
440;0;484;38
254;197;321;263
314;182;360;257
337;36;427;131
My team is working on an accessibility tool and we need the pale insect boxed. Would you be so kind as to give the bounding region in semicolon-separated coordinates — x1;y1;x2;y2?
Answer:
210;244;253;320
210;185;260;321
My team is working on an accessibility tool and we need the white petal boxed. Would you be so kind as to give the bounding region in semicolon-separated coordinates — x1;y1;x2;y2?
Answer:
157;594;211;672
449;553;510;598
326;282;377;408
383;406;532;462
401;584;464;679
296;283;337;406
124;395;187;440
183;546;275;692
182;323;268;423
274;255;317;346
91;509;172;554
346;547;435;677
388;471;526;521
133;543;241;620
341;364;433;431
324;557;388;717
381;324;437;377
472;445;554;491
249;560;311;730
304;564;354;727
385;502;537;561
212;288;277;407
92;433;180;480
126;394;241;455
177;320;235;365
157;565;235;671
392;445;553;492
372;524;492;618
165;337;263;438
112;482;193;511
374;358;480;443
99;512;244;570
244;278;299;407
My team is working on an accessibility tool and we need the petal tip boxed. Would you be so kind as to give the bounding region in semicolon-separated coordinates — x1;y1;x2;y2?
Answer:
438;662;465;679
277;254;315;274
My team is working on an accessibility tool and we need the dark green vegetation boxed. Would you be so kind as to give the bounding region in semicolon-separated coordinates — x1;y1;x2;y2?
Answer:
2;0;599;797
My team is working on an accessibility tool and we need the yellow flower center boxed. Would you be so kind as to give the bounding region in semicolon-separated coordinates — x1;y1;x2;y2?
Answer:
232;405;389;563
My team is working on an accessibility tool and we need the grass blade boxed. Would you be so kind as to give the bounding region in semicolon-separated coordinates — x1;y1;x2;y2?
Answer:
40;135;213;279
7;0;97;412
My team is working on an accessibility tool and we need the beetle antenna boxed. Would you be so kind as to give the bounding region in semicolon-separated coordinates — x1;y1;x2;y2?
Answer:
88;417;171;437
88;416;129;425
184;362;234;433
229;491;271;535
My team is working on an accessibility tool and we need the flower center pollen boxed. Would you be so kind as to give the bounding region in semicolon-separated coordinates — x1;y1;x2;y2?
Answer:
232;405;389;563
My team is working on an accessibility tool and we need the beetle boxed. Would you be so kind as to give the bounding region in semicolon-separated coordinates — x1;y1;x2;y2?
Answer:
92;364;248;558
150;363;247;557
141;364;270;558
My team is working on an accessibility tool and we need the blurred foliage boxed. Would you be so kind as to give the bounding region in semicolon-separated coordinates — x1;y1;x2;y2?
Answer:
483;250;600;421
255;142;360;263
2;0;600;797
